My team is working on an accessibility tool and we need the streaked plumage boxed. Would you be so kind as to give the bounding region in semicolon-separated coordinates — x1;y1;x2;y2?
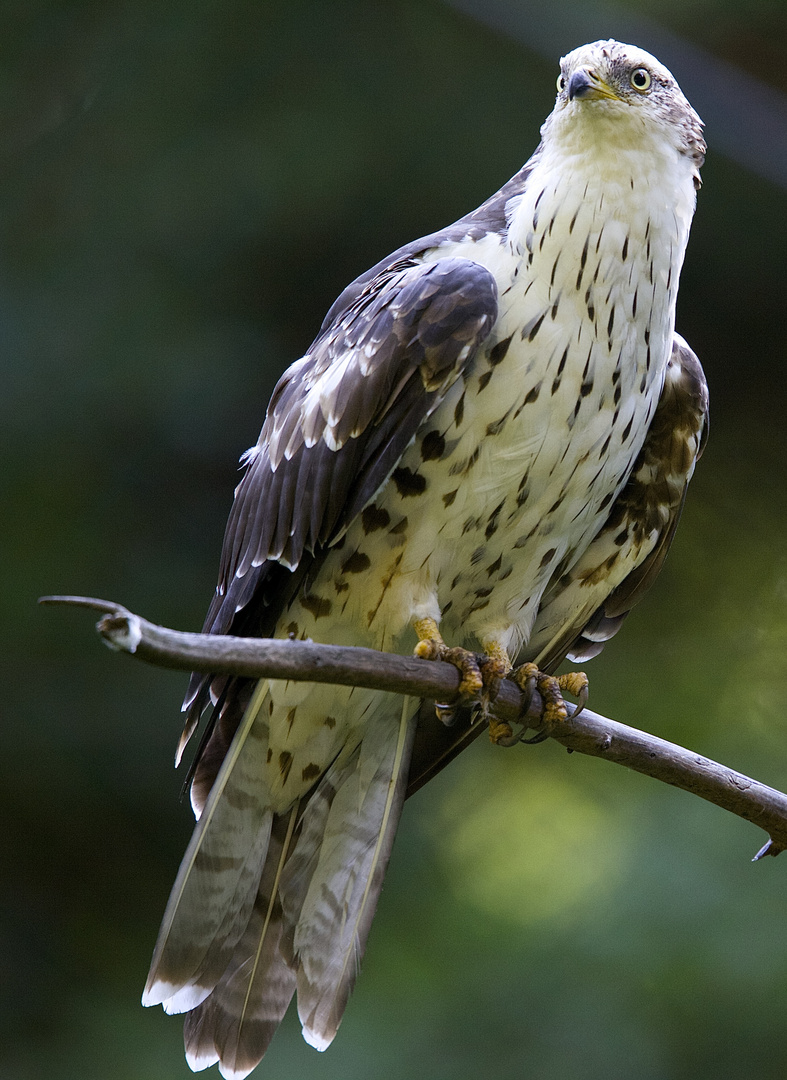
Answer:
144;41;709;1077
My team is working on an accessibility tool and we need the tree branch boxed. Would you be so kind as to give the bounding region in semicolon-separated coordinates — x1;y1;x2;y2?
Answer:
40;594;787;860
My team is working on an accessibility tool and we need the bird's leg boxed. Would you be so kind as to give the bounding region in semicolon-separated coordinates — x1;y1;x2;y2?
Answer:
479;639;520;745
473;646;588;745
413;616;482;697
413;617;508;727
504;663;589;745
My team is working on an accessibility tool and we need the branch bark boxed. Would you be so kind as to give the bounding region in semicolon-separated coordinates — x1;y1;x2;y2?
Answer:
40;594;787;860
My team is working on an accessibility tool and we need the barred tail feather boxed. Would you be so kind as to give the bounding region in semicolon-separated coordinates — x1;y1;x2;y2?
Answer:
143;682;273;1012
277;754;359;936
183;808;300;1079
292;699;417;1050
182;742;378;1077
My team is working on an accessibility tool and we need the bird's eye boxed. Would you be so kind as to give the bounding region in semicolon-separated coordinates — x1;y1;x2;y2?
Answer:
630;67;652;92
557;73;566;92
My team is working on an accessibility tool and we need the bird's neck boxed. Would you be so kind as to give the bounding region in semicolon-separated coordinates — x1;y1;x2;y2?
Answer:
503;128;697;365
508;118;698;280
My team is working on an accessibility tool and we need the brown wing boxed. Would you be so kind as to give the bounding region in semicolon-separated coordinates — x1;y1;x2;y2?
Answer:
406;333;709;796
220;255;498;582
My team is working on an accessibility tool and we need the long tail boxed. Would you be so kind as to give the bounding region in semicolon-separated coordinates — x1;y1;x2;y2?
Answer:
145;690;417;1076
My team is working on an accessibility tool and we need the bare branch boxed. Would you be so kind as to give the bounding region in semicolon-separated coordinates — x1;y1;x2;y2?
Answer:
39;594;787;859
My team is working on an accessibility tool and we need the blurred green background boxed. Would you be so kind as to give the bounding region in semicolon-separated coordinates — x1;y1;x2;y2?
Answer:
4;1;787;1077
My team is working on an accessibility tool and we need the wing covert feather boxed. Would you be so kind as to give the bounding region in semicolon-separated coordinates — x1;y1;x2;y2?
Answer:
537;333;708;670
218;256;497;585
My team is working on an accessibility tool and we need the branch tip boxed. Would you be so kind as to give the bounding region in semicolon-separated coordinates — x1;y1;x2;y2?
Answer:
38;595;128;616
98;612;143;654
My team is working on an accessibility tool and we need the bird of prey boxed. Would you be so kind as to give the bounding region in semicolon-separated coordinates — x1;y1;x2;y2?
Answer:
143;40;709;1077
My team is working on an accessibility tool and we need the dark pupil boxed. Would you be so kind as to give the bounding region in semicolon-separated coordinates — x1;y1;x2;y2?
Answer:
633;70;647;86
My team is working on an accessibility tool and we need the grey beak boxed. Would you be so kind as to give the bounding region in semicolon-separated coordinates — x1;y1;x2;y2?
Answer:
568;69;594;100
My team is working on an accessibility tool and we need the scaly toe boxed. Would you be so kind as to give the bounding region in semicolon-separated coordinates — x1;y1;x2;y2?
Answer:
414;637;444;662
414;638;484;699
517;672;567;742
536;674;569;732
504;663;589;743
441;646;484;699
488;715;519;746
557;670;589;719
414;637;490;726
478;654;508;704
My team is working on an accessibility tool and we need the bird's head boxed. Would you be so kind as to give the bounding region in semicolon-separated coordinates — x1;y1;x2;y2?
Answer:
544;40;705;174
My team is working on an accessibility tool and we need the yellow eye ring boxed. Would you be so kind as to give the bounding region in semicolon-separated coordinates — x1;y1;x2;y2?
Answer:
630;67;652;92
557;73;566;92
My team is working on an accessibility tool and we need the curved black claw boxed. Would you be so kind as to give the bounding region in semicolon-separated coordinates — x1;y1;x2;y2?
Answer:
570;681;589;720
516;671;537;720
520;727;551;745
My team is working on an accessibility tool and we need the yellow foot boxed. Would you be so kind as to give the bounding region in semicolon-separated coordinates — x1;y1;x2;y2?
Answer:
490;663;589;746
413;617;508;726
488;714;518;746
556;671;590;719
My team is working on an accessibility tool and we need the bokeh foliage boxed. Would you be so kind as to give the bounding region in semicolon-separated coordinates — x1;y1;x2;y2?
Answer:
3;1;787;1078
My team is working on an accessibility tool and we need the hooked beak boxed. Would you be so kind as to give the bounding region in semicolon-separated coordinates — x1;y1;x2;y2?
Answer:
568;68;623;102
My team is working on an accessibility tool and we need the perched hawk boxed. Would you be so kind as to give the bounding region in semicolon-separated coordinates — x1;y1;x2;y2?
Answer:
143;40;709;1077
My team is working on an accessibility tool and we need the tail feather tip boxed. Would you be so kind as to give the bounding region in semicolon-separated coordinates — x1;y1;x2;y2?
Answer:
142;979;211;1015
185;1047;220;1074
301;1026;334;1053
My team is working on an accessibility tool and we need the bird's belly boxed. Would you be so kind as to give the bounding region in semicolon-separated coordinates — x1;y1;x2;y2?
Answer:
291;326;661;662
